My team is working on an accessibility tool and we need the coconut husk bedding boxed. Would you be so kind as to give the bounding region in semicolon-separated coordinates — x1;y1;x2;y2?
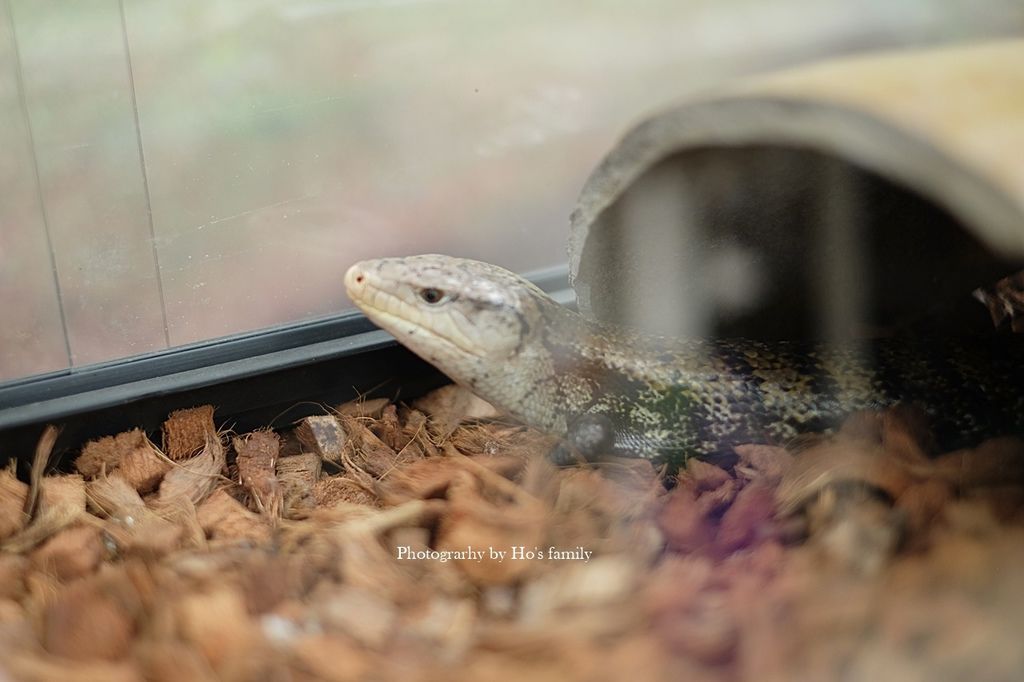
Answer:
1;386;1023;681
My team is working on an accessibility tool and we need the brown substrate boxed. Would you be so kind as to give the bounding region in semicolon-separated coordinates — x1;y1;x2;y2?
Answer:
1;390;1023;681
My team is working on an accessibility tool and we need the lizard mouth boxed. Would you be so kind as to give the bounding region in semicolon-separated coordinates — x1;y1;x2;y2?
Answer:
345;263;483;358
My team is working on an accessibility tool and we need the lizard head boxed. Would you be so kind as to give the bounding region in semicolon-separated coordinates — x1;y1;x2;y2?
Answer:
345;255;551;381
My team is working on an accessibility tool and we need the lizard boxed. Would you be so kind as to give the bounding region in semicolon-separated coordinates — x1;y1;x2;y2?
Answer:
344;254;1024;470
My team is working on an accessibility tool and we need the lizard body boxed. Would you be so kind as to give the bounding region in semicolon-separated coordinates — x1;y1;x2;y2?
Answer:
345;255;1024;468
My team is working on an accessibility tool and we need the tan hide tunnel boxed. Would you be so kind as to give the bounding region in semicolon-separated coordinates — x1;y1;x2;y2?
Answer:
568;40;1024;342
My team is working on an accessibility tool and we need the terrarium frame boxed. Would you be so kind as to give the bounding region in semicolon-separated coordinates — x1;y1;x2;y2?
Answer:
0;266;573;470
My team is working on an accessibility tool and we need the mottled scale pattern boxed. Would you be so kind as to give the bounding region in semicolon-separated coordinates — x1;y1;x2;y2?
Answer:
540;313;1024;469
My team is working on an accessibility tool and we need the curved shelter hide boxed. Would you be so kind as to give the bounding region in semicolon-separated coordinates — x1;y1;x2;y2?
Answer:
569;40;1024;342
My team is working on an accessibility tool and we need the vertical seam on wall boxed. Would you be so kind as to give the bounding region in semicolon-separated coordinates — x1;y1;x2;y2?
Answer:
5;0;74;368
119;0;170;348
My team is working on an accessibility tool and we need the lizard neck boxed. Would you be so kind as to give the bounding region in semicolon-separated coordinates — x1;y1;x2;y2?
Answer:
482;297;682;437
470;297;590;435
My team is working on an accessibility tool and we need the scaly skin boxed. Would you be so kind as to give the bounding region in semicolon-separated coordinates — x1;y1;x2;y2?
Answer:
345;254;1024;469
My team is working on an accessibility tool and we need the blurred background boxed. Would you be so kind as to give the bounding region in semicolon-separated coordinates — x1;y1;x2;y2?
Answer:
2;0;1022;381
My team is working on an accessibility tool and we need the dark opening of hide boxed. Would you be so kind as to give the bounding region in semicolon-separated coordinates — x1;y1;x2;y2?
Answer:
576;144;1022;343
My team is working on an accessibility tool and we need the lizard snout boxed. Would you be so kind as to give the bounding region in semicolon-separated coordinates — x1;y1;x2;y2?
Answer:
344;263;369;300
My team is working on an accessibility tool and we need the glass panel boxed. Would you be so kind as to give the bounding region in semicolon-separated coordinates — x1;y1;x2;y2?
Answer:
8;0;167;370
0;1;68;380
2;0;1022;379
125;0;614;346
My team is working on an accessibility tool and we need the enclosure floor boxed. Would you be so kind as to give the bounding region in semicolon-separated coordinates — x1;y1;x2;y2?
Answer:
2;385;1023;681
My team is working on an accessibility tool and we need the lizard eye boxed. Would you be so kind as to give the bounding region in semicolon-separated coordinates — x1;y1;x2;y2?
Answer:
419;287;446;304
